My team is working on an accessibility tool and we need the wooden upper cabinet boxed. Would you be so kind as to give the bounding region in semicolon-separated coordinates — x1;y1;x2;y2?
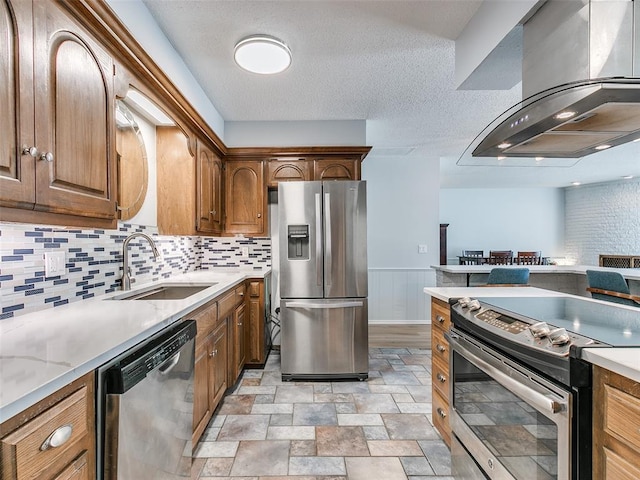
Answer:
314;157;359;181
0;0;116;223
224;160;266;236
266;158;311;187
196;140;223;234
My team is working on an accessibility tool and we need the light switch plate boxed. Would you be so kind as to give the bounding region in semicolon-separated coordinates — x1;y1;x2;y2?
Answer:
240;246;250;258
44;251;66;276
418;244;428;254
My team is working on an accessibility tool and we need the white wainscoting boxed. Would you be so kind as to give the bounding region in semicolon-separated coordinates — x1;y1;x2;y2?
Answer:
368;268;436;324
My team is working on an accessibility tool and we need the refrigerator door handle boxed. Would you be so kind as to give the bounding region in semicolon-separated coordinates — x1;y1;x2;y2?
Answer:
315;193;322;287
285;301;363;309
324;192;332;286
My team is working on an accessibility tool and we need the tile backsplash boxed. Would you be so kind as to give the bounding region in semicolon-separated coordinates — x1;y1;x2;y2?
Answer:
0;222;271;320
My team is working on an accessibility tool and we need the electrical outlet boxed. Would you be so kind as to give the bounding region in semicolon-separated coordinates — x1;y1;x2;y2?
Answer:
240;246;250;258
418;244;428;254
44;251;66;276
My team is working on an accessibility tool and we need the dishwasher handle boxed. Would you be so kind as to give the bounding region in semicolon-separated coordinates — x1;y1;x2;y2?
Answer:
158;352;181;375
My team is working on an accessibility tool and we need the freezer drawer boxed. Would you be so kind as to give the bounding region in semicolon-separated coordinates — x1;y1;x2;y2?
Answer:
281;298;368;380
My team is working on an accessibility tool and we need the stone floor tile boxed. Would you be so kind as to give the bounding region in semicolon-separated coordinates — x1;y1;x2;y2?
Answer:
230;440;290;476
316;426;369;456
382;413;440;440
201;427;220;441
241;378;262;386
353;393;400;414
259;370;284;385
334;402;357;414
251;402;293;415
381;348;411;355
406;385;432;403
368;385;409;394
200;457;234;476
363;425;390;440
241;370;263;379
408;477;454;480
313;382;333;393
193;440;239;458
210;415;226;427
237;385;277;395
269;413;293;426
397;403;431;414
345;456;407;480
275;385;315;403
217;394;256;414
366;376;386;384
401;456;436;475
289;456;347;476
367;440;423;456
291;439;317;456
330;382;370;394
314;393;354;403
254;394;275;404
293;403;338;426
399;354;431;366
381;371;422;385
337;413;384;426
217;415;270;441
191;457;206;479
418;440;452;475
267;425;316;440
392;393;415;403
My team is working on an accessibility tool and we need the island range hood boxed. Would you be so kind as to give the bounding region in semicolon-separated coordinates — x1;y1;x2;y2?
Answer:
473;0;640;159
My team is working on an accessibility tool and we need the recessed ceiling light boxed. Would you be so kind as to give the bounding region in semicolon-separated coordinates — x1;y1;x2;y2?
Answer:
555;111;576;120
594;144;611;150
571;181;581;186
234;35;291;74
497;143;511;149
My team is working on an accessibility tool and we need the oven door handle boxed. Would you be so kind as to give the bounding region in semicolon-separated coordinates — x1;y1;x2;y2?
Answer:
451;335;565;415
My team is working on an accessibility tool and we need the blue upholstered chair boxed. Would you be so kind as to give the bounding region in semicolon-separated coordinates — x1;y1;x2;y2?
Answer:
586;270;640;306
486;268;530;286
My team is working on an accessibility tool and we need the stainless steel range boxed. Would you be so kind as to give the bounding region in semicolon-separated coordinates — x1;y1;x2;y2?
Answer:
448;296;640;480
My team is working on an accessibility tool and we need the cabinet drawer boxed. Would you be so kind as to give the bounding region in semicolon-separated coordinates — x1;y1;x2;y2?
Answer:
432;388;450;447
235;284;246;304
193;301;218;340
1;386;89;480
604;384;640;453
603;447;640;480
53;451;90;480
431;353;449;401
431;298;451;331
431;326;449;364
218;290;237;320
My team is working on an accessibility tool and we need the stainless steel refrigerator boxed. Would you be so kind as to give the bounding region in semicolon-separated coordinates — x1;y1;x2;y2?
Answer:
278;180;368;380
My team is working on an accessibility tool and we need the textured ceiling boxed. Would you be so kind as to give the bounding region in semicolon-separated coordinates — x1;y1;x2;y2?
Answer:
142;0;640;187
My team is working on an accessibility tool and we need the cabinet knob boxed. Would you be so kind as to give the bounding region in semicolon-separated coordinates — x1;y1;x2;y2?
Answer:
238;292;244;297
436;373;447;383
40;152;54;163
22;146;38;157
436;344;446;353
436;407;447;419
257;213;262;218
237;322;243;326
210;210;216;215
40;424;73;451
436;315;445;323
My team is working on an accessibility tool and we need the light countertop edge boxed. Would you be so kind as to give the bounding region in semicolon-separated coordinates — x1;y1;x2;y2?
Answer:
0;267;270;423
423;286;566;303
430;264;640;281
581;348;640;383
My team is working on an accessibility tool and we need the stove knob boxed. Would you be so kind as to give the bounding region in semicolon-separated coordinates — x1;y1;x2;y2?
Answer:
529;321;551;338
548;328;571;346
468;299;481;311
458;297;472;307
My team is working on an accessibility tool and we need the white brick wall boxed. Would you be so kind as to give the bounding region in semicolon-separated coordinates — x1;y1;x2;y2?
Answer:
565;179;640;265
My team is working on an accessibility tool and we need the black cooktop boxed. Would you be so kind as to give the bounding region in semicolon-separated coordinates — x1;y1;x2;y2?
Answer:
477;296;640;347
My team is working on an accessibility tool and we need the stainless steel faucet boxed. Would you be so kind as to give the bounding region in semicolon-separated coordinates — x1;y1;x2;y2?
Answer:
121;233;160;291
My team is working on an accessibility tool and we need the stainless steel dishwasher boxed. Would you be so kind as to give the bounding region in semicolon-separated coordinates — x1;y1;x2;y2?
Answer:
98;320;196;480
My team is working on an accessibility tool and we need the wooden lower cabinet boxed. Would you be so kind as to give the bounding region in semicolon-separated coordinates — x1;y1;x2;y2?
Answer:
593;365;640;479
245;278;269;366
430;297;451;447
231;303;246;384
0;372;95;480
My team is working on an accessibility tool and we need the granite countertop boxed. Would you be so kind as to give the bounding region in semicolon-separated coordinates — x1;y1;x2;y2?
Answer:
0;267;270;423
430;264;640;281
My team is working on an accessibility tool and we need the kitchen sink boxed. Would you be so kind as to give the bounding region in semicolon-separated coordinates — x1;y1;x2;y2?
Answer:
109;283;217;301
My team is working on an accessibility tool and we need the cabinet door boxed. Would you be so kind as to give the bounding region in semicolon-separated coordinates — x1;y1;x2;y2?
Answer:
0;0;35;208
196;141;223;234
211;321;228;408
246;280;265;365
192;341;211;442
224;160;265;235
266;158;311;187
232;303;246;382
52;451;90;480
32;1;115;219
313;157;359;181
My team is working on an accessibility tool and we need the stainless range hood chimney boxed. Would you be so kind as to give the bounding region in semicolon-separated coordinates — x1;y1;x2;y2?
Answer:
473;0;640;159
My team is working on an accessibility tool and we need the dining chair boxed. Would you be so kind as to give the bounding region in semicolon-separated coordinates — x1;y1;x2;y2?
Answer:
461;250;484;265
517;251;542;265
485;268;530;286
488;250;513;265
586;270;640;306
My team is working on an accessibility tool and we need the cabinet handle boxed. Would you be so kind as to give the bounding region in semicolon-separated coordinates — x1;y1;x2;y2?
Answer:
237;322;243;326
22;146;38;157
257;213;262;218
436;373;447;383
210;349;217;357
238;292;244;297
40;152;54;163
436;344;446;353
210;210;216;215
436;408;447;419
436;315;445;323
40;424;73;451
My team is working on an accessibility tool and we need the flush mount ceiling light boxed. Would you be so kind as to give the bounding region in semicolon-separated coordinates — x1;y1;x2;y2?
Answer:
234;35;291;74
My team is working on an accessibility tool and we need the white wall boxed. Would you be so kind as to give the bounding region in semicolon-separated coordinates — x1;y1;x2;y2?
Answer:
565;178;640;265
440;188;565;263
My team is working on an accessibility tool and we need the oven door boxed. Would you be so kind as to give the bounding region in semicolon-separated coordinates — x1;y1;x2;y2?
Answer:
448;329;572;480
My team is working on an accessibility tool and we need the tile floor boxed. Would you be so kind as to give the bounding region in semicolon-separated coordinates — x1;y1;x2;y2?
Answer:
192;348;453;480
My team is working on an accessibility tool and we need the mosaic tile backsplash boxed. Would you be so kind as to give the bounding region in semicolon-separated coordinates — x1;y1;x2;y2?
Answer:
0;222;271;320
